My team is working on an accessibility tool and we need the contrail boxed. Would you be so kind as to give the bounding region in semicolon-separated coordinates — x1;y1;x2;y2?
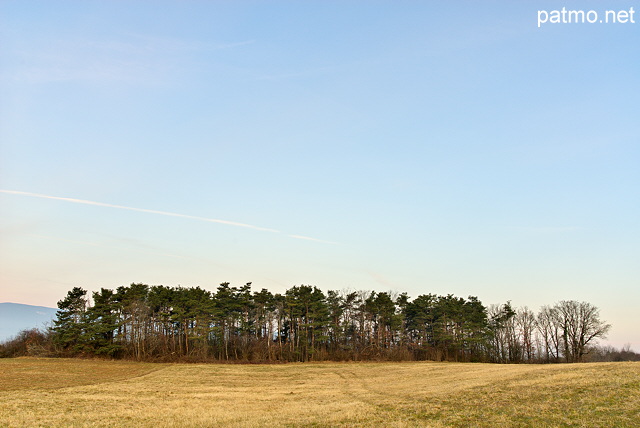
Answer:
288;234;339;245
0;189;279;233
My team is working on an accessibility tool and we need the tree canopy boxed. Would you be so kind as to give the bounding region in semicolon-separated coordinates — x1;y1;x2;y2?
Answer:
51;283;610;363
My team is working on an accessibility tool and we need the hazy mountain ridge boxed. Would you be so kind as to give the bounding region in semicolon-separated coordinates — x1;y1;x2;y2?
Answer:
0;303;57;342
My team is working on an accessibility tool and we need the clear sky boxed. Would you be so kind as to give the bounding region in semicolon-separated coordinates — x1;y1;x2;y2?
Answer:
1;1;638;349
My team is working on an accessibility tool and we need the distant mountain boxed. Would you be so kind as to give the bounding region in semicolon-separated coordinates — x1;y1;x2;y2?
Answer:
0;303;58;343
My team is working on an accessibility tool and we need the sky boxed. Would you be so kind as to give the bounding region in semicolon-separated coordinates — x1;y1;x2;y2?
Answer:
1;1;638;349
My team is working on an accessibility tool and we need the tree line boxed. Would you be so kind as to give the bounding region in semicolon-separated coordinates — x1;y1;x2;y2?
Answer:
35;282;614;364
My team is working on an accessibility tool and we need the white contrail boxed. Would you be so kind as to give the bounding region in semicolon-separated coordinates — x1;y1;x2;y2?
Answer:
288;234;338;245
0;189;279;233
2;189;339;243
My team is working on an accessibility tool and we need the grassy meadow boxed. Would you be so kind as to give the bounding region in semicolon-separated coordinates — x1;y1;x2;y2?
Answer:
0;358;638;427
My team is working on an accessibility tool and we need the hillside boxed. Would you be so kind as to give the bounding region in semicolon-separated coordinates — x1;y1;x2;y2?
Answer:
0;303;57;342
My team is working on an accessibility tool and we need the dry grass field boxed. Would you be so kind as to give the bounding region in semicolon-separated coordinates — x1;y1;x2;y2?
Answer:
0;358;638;427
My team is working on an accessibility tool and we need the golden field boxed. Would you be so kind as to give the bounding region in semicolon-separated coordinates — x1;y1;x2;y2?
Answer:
0;358;638;427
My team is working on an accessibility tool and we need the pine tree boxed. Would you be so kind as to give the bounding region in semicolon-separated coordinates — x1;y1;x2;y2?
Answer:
85;288;122;357
52;287;88;354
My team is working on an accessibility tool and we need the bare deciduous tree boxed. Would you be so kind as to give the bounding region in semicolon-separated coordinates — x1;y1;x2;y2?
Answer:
536;305;562;363
555;300;611;363
516;307;537;362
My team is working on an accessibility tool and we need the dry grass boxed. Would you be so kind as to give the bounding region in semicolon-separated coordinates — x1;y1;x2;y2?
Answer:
0;358;638;427
0;358;159;392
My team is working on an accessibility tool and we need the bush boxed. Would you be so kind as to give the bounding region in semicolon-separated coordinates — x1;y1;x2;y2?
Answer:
0;329;54;358
584;344;640;362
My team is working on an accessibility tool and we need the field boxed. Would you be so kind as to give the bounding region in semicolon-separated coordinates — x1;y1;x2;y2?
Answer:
0;358;638;427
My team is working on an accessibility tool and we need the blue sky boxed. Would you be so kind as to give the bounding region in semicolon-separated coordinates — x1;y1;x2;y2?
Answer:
1;1;638;348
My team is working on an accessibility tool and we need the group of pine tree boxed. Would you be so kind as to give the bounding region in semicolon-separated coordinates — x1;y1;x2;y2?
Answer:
52;282;611;364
